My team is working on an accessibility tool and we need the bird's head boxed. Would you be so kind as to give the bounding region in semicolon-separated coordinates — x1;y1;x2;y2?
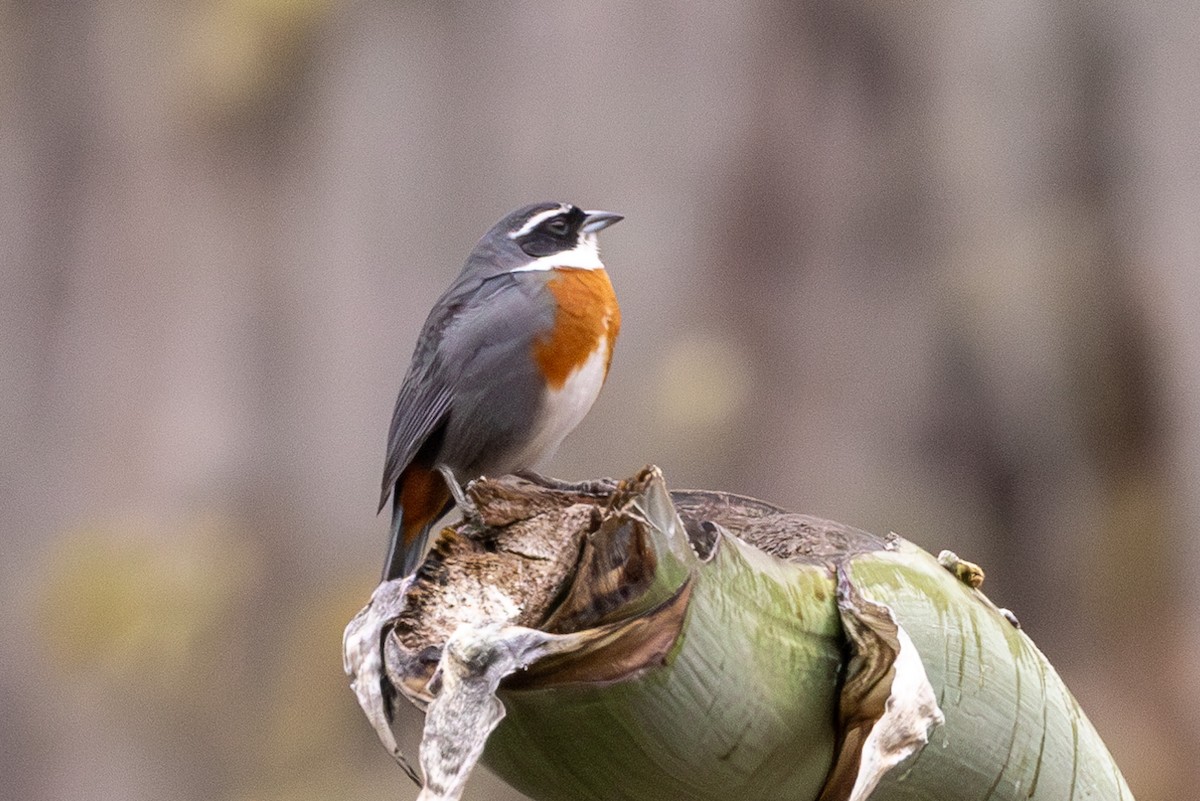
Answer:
469;202;623;276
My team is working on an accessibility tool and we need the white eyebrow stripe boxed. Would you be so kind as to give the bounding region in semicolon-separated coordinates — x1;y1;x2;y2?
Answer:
508;205;570;239
508;237;603;272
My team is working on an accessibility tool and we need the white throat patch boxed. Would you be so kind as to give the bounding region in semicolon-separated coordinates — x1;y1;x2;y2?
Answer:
508;233;603;273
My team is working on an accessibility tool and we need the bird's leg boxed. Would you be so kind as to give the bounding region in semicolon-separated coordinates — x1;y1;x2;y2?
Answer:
514;469;619;496
436;465;484;526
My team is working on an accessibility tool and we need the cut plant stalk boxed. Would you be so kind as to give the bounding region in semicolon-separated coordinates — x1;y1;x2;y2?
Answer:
344;467;1134;801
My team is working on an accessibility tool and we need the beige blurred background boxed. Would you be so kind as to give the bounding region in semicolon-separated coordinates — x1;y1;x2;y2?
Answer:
3;1;1198;799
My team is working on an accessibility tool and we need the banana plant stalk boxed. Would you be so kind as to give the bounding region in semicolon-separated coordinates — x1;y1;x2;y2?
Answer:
344;467;1134;801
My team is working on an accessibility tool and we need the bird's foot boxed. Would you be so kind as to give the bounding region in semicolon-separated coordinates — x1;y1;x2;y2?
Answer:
436;465;485;527
513;470;619;496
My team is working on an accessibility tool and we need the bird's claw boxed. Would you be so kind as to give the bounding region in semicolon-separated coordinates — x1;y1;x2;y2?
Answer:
436;465;485;527
514;470;619;496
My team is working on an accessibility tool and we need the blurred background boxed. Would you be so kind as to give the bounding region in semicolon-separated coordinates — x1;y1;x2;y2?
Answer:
3;1;1197;799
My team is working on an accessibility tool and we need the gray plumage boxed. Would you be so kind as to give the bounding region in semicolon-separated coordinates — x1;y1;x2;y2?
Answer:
379;202;621;581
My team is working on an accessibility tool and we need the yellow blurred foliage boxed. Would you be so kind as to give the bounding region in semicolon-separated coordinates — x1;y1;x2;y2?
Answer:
36;515;261;695
656;335;751;433
179;0;333;115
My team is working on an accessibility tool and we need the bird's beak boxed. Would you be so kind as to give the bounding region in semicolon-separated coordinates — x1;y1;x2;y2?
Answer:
581;210;624;234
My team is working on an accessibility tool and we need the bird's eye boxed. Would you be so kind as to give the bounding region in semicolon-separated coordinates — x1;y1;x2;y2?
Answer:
545;218;569;236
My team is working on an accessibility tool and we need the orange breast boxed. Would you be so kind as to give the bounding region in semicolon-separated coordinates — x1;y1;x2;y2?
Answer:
532;268;621;389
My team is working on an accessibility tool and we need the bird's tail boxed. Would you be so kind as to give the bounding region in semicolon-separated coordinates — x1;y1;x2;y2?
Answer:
381;502;412;581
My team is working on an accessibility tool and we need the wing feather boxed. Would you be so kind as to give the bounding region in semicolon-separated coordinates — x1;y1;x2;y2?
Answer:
376;276;484;511
377;271;547;511
378;376;452;511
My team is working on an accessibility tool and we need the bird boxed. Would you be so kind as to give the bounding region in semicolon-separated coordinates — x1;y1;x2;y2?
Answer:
378;201;623;580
